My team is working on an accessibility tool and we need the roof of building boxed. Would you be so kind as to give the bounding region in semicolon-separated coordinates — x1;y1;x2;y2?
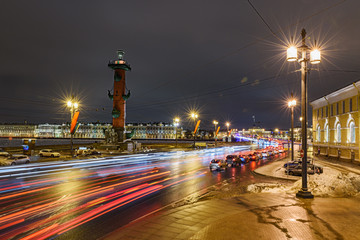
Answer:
310;81;360;109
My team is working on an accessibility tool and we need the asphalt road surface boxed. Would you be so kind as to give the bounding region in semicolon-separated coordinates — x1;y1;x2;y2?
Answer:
0;146;286;240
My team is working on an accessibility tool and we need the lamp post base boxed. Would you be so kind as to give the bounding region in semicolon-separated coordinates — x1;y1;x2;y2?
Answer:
296;190;314;199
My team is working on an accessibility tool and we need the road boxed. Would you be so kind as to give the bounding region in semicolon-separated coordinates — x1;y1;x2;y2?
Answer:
0;146;286;239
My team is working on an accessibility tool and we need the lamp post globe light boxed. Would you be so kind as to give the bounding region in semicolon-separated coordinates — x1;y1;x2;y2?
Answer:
213;120;218;146
67;98;79;157
191;113;198;148
174;118;180;147
286;28;321;199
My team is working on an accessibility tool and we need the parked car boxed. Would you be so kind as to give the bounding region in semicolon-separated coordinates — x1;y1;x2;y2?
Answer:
39;149;61;157
225;155;241;167
285;165;314;176
283;161;301;168
284;158;311;168
278;148;284;153
0;148;10;157
273;149;279;154
86;149;102;156
209;159;227;171
6;155;31;165
309;164;324;174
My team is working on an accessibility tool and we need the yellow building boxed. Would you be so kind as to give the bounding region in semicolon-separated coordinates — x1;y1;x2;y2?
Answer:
311;82;360;162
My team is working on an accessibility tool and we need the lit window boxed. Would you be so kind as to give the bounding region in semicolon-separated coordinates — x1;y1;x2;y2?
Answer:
350;122;356;143
336;123;341;143
317;126;321;142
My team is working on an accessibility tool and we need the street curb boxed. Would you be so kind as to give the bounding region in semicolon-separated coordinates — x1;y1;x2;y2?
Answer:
252;169;298;182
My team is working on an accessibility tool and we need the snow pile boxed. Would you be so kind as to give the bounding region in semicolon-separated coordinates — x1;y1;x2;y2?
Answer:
247;183;288;193
248;167;360;197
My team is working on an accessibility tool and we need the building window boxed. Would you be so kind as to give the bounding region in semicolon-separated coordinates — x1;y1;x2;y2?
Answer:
317;109;319;119
336;102;339;115
321;108;323;118
350;98;353;112
331;105;333;116
317;125;321;142
326;106;328;117
325;124;329;142
350;122;356;143
336;123;341;143
343;100;346;113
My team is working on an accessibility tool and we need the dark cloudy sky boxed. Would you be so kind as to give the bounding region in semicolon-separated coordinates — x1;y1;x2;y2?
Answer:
1;0;360;130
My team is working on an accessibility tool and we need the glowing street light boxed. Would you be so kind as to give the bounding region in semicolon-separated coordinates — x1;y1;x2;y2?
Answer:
174;117;180;147
226;122;230;141
288;95;297;164
286;29;321;199
67;97;79;157
191;112;198;147
213;120;218;146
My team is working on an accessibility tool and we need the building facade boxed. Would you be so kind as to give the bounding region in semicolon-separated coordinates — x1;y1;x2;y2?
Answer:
125;123;178;139
311;81;360;162
0;123;178;140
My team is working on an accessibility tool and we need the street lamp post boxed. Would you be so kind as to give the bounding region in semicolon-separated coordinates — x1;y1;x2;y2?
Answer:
288;97;297;163
213;120;218;146
67;98;78;157
191;113;198;148
174;118;180;147
226;122;230;142
287;28;321;199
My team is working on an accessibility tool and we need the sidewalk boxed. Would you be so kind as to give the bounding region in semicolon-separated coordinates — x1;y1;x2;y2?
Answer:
103;157;360;240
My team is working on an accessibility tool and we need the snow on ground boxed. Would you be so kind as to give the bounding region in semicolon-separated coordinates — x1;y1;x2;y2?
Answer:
248;167;360;197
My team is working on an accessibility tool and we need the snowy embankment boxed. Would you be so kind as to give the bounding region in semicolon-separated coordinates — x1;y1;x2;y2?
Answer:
248;167;360;197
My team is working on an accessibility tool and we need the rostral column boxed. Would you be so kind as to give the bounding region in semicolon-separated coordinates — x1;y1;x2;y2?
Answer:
108;50;131;143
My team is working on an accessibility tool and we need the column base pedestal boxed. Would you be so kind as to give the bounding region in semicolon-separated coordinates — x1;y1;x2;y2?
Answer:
296;190;314;199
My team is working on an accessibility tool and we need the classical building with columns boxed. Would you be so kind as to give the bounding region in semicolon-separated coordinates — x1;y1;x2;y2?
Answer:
311;81;360;162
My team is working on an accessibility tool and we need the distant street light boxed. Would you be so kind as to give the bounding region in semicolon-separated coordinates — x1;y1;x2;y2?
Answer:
226;122;230;142
67;97;79;157
191;113;198;147
174;117;180;147
213;120;218;146
288;96;297;165
286;28;321;199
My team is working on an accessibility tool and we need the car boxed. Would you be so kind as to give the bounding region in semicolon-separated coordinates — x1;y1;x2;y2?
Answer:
39;149;61;157
283;161;301;168
285;165;314;176
309;164;324;174
261;151;269;158
239;155;250;163
253;152;262;159
225;155;241;167
248;154;258;161
267;150;274;156
278;148;284;153
86;149;102;156
5;155;31;165
273;149;279;154
0;148;10;157
209;159;227;171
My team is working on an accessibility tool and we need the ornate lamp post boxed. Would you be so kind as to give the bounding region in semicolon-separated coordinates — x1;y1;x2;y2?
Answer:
213;120;218;146
191;113;198;147
286;28;321;199
174;117;180;147
67;98;78;157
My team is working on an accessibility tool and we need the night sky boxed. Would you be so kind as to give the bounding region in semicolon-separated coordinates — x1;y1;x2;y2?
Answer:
1;0;360;130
